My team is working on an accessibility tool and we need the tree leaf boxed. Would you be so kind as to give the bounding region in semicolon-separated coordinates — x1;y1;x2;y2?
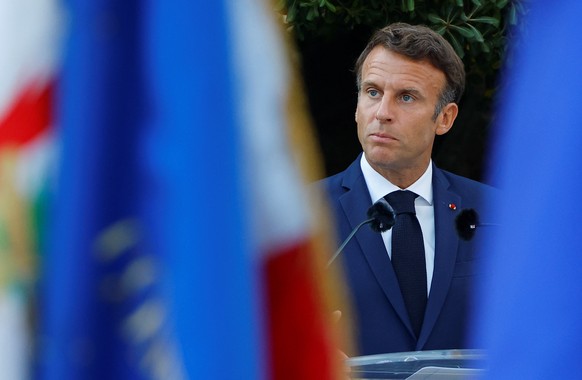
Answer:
408;0;415;12
446;30;465;58
427;13;445;24
450;24;475;38
466;23;484;42
496;0;509;9
287;3;297;22
435;25;447;35
508;4;518;25
325;1;337;12
469;16;500;27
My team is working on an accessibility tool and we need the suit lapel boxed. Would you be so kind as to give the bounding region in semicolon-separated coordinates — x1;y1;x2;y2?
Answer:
339;158;414;337
417;166;461;349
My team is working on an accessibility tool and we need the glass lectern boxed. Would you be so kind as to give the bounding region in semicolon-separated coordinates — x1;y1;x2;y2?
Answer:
346;349;486;379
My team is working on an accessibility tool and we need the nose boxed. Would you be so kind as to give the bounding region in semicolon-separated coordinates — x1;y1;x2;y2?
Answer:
375;96;393;122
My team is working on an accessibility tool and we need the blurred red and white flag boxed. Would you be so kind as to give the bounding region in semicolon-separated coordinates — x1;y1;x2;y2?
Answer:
0;0;62;378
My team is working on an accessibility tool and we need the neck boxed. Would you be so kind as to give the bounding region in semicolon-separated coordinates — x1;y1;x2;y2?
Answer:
370;161;430;189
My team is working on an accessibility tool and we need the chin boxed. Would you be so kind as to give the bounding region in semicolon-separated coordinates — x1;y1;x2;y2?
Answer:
365;150;397;167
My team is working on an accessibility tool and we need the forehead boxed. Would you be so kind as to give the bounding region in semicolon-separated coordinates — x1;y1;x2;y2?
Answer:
361;46;446;92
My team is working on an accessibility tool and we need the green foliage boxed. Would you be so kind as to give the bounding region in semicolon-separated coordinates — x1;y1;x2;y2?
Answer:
278;0;527;89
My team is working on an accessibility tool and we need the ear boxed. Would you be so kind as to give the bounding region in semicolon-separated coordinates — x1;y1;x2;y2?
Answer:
435;103;458;135
355;108;358;123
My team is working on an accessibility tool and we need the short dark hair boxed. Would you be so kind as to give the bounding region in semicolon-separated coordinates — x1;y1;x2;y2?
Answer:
354;23;465;119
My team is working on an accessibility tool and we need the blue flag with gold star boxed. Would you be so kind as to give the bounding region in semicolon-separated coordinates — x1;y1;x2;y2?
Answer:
38;1;261;378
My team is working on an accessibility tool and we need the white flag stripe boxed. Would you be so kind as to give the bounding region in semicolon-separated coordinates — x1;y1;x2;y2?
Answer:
226;0;312;253
0;0;62;118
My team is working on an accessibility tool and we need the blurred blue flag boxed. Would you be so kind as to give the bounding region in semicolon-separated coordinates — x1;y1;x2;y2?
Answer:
39;1;262;379
472;1;582;378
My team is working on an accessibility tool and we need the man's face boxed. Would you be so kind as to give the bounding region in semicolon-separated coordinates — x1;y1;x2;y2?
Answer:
356;46;455;180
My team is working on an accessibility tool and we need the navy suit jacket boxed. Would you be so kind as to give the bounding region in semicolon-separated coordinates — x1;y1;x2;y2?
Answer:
319;155;498;356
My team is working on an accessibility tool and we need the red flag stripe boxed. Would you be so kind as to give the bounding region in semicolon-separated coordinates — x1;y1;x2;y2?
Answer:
0;81;53;147
264;239;338;380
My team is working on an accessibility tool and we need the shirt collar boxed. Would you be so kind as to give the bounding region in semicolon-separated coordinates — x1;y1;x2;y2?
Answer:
360;154;433;206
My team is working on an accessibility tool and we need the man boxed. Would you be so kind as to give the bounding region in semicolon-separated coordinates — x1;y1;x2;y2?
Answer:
320;23;498;356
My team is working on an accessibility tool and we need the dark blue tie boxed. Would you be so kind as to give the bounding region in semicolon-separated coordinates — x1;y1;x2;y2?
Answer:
385;190;427;338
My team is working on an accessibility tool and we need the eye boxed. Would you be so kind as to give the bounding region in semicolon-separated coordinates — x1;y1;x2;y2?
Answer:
401;94;414;102
367;89;380;98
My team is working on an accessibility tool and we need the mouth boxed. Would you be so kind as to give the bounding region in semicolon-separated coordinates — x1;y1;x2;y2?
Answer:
369;132;397;143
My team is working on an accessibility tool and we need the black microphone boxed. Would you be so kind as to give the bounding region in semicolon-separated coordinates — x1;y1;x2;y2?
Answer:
327;198;395;267
455;208;499;241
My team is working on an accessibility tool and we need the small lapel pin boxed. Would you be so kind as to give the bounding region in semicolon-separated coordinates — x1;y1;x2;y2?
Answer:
448;203;457;210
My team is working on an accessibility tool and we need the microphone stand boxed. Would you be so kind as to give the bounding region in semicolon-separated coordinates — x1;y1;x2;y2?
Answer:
326;198;395;268
326;218;374;268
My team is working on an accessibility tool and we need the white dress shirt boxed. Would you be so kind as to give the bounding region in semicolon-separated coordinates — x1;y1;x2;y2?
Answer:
360;155;436;295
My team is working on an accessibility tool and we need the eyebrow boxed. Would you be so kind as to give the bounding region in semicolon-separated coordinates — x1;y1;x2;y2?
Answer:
399;87;425;99
360;80;378;90
359;81;424;95
400;87;422;95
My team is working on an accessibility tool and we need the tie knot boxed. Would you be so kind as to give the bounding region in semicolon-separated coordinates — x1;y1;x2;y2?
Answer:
385;190;418;215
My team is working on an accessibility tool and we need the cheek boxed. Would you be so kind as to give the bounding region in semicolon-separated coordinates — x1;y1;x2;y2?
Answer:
416;124;438;147
406;118;437;146
355;108;365;129
356;121;366;145
355;116;372;148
